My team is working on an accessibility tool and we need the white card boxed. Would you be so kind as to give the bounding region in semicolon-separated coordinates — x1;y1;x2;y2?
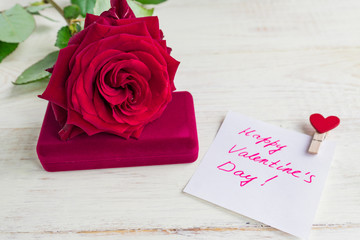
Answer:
184;111;336;239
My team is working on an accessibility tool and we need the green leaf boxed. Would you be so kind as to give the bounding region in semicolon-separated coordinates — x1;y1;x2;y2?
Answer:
71;0;96;17
13;51;59;85
55;26;71;49
93;0;111;15
64;4;81;19
76;22;83;32
30;1;46;6
127;0;154;17
0;4;36;43
26;4;55;22
134;0;167;4
26;5;51;14
0;41;18;63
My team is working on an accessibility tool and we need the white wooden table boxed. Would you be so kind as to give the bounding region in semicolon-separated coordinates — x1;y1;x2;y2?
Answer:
1;0;359;239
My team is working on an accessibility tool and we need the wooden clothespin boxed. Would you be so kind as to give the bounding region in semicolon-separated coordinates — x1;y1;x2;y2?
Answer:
308;113;340;154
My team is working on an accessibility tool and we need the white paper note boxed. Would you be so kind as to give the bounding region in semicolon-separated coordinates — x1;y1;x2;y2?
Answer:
184;111;336;239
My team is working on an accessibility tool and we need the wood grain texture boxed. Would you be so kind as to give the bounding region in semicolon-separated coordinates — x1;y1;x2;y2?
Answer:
1;0;359;239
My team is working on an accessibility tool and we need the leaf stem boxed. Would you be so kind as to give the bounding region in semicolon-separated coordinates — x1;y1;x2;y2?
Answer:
70;18;85;24
45;0;70;26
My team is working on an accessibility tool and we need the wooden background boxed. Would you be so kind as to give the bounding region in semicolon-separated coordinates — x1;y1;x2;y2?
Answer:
0;0;359;239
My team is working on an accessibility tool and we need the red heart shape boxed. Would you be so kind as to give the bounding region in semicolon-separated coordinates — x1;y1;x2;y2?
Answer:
310;113;340;133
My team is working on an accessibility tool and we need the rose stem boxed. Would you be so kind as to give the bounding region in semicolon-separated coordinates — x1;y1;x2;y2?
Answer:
44;0;71;26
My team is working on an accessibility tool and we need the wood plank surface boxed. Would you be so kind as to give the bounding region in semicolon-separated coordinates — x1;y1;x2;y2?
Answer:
0;0;359;239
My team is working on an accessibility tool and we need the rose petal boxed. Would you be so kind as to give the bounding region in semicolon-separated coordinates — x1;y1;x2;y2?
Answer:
39;45;78;108
67;109;102;136
110;0;135;19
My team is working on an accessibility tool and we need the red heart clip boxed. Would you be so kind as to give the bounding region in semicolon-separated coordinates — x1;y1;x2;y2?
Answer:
309;113;340;133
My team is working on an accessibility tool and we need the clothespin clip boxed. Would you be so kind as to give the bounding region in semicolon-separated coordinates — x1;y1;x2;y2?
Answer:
308;113;340;154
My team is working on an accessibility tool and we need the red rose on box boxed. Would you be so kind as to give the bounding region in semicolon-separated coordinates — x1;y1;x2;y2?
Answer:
40;0;179;140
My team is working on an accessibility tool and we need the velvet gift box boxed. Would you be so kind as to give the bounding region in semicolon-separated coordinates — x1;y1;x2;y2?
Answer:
37;91;199;171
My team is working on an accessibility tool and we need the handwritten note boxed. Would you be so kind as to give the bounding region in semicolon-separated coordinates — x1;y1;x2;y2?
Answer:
184;112;336;239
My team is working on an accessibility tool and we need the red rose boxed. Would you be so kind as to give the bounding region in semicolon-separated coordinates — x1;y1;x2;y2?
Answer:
40;0;180;140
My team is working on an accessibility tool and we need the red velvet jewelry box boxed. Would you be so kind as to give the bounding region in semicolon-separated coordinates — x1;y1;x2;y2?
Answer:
37;91;199;171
